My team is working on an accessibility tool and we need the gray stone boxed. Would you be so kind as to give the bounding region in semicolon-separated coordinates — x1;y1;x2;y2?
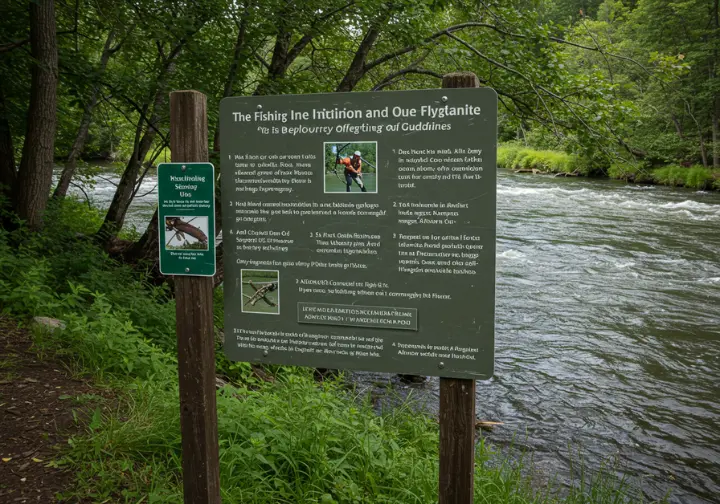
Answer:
32;317;66;331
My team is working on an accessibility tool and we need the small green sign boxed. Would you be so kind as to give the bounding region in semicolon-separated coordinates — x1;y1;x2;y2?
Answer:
157;162;216;277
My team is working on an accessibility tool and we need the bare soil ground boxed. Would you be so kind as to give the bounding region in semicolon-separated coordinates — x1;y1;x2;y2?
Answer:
0;316;108;503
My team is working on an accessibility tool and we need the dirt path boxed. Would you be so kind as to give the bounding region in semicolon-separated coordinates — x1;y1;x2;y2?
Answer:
0;316;107;503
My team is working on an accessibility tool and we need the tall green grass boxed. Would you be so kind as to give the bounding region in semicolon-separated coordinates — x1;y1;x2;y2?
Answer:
606;163;654;184
498;144;589;176
685;166;715;190
650;164;718;190
0;199;659;503
499;143;720;191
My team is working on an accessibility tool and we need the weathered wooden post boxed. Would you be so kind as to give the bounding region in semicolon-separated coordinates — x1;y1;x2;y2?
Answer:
438;72;480;504
169;90;221;504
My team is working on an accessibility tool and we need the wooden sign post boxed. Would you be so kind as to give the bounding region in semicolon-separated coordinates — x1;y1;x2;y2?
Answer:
169;90;221;504
217;73;496;504
438;72;480;504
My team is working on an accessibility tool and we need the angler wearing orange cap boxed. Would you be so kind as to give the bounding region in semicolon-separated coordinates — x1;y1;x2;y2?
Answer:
336;150;367;192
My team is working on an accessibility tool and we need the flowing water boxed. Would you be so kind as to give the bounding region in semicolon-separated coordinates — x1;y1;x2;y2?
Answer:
64;166;720;503
54;162;159;231
355;172;720;504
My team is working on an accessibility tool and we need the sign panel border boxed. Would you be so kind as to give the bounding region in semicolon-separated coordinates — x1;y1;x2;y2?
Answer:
157;161;217;277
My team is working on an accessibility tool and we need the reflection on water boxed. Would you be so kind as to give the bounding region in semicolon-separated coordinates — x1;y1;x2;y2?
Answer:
63;165;720;503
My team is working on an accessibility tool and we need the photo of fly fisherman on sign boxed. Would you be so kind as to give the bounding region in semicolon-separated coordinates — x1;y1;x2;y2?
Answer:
163;216;209;251
241;269;280;315
324;141;378;193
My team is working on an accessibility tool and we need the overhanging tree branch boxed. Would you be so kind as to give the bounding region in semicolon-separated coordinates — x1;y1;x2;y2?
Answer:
364;21;652;76
372;68;444;90
0;38;30;53
444;31;561;136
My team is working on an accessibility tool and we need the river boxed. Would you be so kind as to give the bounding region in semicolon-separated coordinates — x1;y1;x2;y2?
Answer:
60;165;720;503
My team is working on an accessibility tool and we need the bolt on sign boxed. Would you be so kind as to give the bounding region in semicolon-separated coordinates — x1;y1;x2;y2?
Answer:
219;88;496;379
157;162;216;277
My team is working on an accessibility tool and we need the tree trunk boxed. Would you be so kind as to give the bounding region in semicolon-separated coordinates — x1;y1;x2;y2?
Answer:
0;85;15;202
98;58;176;241
97;119;160;240
335;16;387;93
53;30;116;199
252;11;318;97
213;242;224;288
713;97;720;169
14;0;58;230
252;3;354;97
253;29;292;96
670;113;684;139
213;13;249;152
126;207;160;260
712;1;719;169
700;134;709;168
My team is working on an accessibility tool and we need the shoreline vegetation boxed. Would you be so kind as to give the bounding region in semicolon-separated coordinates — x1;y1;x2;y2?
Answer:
498;144;720;192
0;200;660;503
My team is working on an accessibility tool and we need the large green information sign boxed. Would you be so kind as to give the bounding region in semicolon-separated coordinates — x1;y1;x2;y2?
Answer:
158;162;216;277
220;89;496;379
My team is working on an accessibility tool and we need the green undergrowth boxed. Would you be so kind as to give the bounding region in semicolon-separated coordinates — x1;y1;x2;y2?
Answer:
607;163;719;190
497;144;591;176
0;199;657;503
653;165;718;190
499;144;720;191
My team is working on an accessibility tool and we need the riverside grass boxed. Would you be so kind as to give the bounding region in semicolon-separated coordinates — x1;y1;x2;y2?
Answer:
0;200;657;503
499;144;720;191
497;144;589;176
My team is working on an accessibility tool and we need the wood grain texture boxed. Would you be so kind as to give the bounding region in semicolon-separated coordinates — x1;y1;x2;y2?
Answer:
15;0;58;229
170;90;221;504
438;71;479;504
439;377;476;503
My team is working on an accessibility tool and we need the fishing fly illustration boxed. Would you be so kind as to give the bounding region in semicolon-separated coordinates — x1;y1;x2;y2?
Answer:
165;216;209;250
243;281;278;307
241;269;280;314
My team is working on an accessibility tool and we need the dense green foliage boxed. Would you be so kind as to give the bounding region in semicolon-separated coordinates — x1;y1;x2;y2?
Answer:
1;1;714;226
0;200;652;503
2;0;717;232
522;0;720;167
498;143;590;176
499;144;720;190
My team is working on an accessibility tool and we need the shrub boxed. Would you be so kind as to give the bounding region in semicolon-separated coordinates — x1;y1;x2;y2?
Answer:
653;165;687;187
497;143;524;168
44;196;105;235
607;162;654;183
685;165;714;190
498;145;586;175
565;154;590;176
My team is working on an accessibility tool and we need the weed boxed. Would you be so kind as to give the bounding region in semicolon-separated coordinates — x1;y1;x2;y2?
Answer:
499;143;718;191
607;162;654;183
498;145;586;176
685;166;714;190
653;165;687;187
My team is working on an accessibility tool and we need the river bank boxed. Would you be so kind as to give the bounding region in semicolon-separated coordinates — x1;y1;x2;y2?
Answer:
498;144;720;191
51;164;720;503
0;201;646;503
